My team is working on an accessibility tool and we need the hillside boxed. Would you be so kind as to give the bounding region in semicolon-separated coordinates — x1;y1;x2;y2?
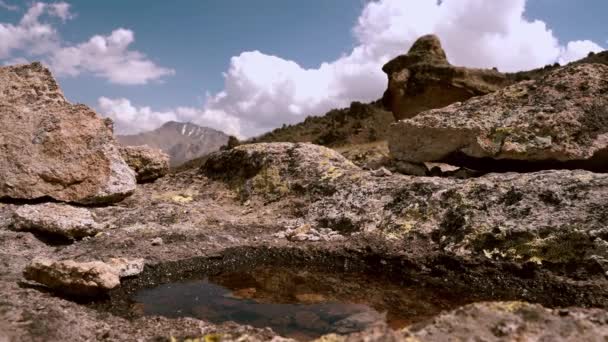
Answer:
117;121;229;167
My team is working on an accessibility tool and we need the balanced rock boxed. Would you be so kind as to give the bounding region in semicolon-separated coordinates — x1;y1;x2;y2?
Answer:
389;63;608;169
382;34;510;120
23;257;144;296
0;62;136;204
202;143;359;201
11;203;101;239
120;145;170;183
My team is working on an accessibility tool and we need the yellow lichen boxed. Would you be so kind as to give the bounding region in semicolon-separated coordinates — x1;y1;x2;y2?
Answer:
251;166;289;199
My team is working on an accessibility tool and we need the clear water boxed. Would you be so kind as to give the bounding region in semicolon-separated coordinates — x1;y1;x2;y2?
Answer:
132;267;471;340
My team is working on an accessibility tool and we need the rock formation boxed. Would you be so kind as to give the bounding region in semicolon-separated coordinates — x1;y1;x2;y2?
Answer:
23;257;144;297
202;142;359;202
120;145;170;183
0;62;136;204
11;203;101;240
389;63;608;171
117;121;229;167
382;35;511;120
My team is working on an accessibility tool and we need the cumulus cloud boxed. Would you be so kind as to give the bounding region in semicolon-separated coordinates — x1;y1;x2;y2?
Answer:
191;0;605;137
98;97;241;136
0;2;173;84
50;29;175;84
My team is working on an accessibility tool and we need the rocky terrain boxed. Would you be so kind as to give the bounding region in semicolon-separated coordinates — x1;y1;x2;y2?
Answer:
2;35;608;342
118;121;229;167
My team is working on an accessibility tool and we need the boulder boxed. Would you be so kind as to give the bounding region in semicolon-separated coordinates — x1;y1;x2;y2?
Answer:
0;62;136;204
202;143;360;201
389;63;608;170
23;257;144;296
382;35;510;120
11;203;101;239
119;145;170;183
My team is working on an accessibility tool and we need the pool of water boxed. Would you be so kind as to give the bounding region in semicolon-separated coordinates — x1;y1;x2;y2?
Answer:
132;267;473;340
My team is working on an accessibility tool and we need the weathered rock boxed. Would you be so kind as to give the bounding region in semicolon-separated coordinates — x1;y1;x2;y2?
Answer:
202;143;360;201
119;145;169;182
106;257;145;277
24;258;121;296
389;63;608;170
23;257;144;296
11;203;101;239
0;62;136;204
401;302;608;341
382;35;510;120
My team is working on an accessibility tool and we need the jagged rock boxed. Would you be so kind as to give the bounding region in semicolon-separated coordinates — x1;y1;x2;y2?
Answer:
202;143;360;201
11;203;101;239
23;257;144;296
119;145;170;183
389;64;608;170
0;62;136;204
382;35;510;120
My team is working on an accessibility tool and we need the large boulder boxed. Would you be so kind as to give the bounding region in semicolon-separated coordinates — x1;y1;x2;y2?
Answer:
0;62;136;204
11;203;101;239
389;63;608;170
382;35;510;120
119;145;170;183
202;143;359;202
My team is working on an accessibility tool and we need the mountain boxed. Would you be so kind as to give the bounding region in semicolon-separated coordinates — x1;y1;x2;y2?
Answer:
117;121;229;167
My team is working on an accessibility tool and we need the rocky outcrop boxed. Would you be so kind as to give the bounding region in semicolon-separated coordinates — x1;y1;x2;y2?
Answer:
382;35;510;120
23;257;144;297
11;203;101;239
202;143;359;202
389;63;608;171
0;62;136;204
120;145;169;183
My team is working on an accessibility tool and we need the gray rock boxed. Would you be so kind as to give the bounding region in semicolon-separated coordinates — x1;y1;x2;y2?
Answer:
389;63;608;166
119;145;170;183
11;203;101;239
0;62;136;204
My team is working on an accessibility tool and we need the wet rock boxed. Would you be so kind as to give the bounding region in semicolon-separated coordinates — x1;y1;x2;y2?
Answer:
402;302;608;341
0;62;136;204
389;64;608;169
23;257;144;296
382;35;510;120
333;310;387;334
11;203;101;239
119;145;169;183
202;143;359;201
294;311;329;331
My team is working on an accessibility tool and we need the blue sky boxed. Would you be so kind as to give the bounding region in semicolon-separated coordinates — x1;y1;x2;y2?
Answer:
1;1;606;137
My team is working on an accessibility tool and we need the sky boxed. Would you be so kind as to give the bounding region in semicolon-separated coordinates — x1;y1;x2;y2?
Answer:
0;0;606;138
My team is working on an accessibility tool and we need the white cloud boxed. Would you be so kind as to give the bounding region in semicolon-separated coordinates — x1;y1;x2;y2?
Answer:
0;0;18;11
558;40;604;64
193;0;605;137
98;97;241;137
50;28;175;85
0;2;173;84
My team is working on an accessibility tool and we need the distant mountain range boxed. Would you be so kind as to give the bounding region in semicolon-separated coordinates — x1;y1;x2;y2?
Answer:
117;121;229;167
